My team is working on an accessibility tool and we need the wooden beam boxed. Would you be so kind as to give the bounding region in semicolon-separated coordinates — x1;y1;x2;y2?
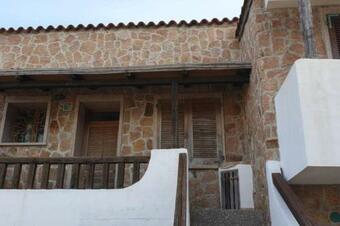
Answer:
15;75;32;82
70;74;83;80
171;81;179;148
298;0;316;58
272;173;318;226
0;76;249;90
173;153;187;226
236;0;253;40
0;63;252;77
126;72;135;80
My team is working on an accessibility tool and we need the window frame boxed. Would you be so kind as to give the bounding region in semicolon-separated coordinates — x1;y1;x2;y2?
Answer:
318;8;340;59
0;96;51;146
328;14;340;59
156;95;225;164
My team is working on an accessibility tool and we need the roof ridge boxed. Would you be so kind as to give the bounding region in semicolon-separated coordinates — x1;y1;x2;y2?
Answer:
0;17;239;34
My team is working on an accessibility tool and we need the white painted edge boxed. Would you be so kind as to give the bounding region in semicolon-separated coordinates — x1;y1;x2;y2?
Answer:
266;160;299;226
219;164;254;209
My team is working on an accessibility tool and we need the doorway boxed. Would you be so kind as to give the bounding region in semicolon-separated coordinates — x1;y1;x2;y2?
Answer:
74;101;121;157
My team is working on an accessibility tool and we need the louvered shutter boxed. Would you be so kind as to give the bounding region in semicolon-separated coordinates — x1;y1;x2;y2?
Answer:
329;15;340;59
191;99;219;159
85;121;119;157
159;101;185;149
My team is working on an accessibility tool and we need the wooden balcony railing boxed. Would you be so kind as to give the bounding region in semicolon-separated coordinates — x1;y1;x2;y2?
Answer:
0;156;150;189
272;173;319;226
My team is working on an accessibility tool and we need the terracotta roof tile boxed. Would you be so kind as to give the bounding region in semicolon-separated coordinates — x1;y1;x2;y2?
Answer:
0;17;239;34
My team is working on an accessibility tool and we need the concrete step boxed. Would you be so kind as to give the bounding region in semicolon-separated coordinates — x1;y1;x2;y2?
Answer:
190;208;264;226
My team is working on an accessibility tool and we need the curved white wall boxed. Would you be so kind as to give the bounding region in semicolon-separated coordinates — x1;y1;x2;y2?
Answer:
0;149;188;226
266;161;299;226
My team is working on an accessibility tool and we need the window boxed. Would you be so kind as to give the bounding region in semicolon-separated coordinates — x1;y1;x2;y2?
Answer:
0;99;50;144
328;15;340;59
158;98;223;161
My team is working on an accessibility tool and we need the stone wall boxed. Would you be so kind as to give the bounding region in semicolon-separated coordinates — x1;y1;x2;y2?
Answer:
239;1;340;224
0;23;240;69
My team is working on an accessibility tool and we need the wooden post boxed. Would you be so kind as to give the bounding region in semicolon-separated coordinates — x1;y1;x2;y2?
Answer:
297;0;316;58
171;81;179;148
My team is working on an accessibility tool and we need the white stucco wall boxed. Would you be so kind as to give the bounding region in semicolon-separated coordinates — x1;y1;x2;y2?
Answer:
219;164;254;209
0;149;189;226
275;59;340;184
265;0;340;9
266;161;299;226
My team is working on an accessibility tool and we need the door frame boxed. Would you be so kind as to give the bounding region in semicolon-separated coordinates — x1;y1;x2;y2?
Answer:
72;95;124;157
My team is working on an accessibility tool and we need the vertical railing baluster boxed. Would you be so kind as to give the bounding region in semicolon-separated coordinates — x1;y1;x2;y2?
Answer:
56;163;65;189
102;163;109;189
225;172;230;209
12;163;22;189
72;163;80;189
87;163;95;189
229;171;235;209
41;163;50;189
0;163;7;189
116;163;125;188
0;156;150;190
27;163;36;189
234;171;240;209
132;161;140;183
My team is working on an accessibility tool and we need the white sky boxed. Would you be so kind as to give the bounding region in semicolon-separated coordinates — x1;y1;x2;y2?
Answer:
0;0;244;29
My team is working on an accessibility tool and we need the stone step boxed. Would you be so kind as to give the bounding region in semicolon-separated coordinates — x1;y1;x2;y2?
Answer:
190;208;264;226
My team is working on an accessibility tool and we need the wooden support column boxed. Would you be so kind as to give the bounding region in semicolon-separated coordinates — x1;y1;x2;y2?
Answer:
171;81;179;148
297;0;316;58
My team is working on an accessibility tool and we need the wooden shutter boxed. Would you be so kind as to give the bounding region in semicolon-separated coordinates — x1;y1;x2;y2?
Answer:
159;101;185;149
85;121;119;157
329;15;340;59
191;99;219;159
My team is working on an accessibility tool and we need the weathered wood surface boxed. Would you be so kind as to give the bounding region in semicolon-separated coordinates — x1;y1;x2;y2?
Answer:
297;0;316;58
272;173;319;226
171;81;179;148
328;15;340;59
0;76;250;90
0;156;150;164
174;153;187;226
0;63;252;76
0;156;150;189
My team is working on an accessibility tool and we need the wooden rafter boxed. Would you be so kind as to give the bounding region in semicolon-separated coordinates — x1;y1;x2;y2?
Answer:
0;63;251;90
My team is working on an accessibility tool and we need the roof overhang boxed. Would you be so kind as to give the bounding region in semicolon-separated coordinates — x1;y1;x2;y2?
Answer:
265;0;340;9
0;63;251;90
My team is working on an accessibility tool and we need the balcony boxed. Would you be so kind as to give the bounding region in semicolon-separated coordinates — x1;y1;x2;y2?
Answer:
0;149;188;226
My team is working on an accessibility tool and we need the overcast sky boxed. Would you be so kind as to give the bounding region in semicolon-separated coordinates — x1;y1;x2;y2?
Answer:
0;0;244;29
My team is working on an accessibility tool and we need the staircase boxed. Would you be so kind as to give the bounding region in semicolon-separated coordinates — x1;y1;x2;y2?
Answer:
191;208;263;226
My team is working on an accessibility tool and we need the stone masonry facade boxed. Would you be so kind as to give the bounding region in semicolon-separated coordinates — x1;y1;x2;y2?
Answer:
1;3;340;224
0;23;240;69
0;22;244;209
239;1;340;224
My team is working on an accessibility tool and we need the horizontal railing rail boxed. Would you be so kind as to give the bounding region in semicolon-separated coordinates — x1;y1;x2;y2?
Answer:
272;173;319;226
0;156;150;190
